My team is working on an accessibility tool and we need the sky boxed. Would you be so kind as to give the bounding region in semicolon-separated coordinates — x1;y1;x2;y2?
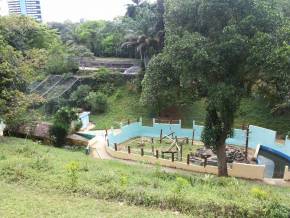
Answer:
41;0;155;23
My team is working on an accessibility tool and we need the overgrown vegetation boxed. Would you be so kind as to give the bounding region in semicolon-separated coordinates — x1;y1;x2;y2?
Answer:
90;85;290;136
50;107;80;146
0;137;289;217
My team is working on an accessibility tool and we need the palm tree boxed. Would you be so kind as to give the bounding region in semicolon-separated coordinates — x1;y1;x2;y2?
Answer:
121;34;159;68
126;0;144;18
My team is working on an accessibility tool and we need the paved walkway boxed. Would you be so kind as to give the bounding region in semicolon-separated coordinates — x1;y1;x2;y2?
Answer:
87;130;112;160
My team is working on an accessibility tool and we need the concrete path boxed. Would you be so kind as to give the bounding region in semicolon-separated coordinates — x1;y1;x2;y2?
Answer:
88;130;112;160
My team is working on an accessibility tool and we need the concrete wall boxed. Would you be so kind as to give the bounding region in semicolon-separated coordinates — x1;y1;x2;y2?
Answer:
229;163;265;180
284;166;290;181
79;112;90;129
106;146;266;180
108;122;249;148
248;125;276;148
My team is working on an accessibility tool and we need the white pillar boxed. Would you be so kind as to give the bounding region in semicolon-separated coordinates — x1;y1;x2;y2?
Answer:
0;121;6;137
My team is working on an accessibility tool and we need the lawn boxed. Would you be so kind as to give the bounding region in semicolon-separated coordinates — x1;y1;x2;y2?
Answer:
0;182;183;218
0;137;290;217
91;86;290;136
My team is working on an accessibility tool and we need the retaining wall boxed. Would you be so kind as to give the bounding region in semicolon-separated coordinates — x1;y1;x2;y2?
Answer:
107;120;290;179
108;121;290;160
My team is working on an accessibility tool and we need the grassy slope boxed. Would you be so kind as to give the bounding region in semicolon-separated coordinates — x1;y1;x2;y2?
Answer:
90;87;151;129
0;137;290;217
91;86;290;135
0;182;183;218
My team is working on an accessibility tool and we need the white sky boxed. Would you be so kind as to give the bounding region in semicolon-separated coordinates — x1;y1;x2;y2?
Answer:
41;0;155;23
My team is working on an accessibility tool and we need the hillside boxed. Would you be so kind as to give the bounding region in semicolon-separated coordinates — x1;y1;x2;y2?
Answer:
0;137;289;217
90;86;290;136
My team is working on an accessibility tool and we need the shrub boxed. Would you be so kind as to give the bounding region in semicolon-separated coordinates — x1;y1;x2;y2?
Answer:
49;124;67;146
96;67;111;74
70;85;91;109
99;82;116;95
119;174;128;187
85;92;108;113
173;177;190;194
65;161;80;191
251;187;269;200
49;107;79;146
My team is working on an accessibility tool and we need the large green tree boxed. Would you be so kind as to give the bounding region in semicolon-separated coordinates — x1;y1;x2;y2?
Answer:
0;16;78;129
142;0;290;176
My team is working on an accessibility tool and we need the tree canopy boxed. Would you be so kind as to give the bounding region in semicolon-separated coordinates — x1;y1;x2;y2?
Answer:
0;16;79;128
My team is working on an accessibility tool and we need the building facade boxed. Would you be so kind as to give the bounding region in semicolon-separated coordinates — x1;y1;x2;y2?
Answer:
7;0;42;21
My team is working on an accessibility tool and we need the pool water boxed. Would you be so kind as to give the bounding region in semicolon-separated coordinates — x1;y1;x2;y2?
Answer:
76;133;96;140
257;149;290;178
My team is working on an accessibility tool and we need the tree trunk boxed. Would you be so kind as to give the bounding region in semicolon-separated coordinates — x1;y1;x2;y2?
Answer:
216;142;228;177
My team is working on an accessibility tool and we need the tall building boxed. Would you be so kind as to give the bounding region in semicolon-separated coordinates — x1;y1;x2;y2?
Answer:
7;0;42;22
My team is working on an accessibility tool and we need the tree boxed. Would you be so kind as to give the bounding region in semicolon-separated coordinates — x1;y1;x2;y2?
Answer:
85;92;108;113
122;34;159;68
122;1;164;66
69;85;92;109
142;0;290;176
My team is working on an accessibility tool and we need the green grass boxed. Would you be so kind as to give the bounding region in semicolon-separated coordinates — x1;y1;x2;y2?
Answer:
91;86;290;136
119;137;204;162
0;182;183;218
1;137;290;217
90;87;152;129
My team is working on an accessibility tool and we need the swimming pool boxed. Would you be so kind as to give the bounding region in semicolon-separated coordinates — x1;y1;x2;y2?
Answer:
76;132;96;140
257;149;290;178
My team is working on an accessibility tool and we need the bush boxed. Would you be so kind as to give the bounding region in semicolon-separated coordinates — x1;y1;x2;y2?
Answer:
66;161;80;191
85;92;108;113
49;107;79;146
49;124;67;146
70;85;92;109
250;187;269;200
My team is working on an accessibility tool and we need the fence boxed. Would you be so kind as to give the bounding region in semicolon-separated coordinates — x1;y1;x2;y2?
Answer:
107;119;289;153
106;146;266;180
106;118;290;180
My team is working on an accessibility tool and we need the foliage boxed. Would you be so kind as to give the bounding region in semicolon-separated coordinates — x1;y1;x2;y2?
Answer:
85;92;108;114
251;187;269;200
0;16;57;51
65;161;80;190
122;0;165;67
69;85;92;109
50;107;79;146
45;42;79;74
0;16;80;129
